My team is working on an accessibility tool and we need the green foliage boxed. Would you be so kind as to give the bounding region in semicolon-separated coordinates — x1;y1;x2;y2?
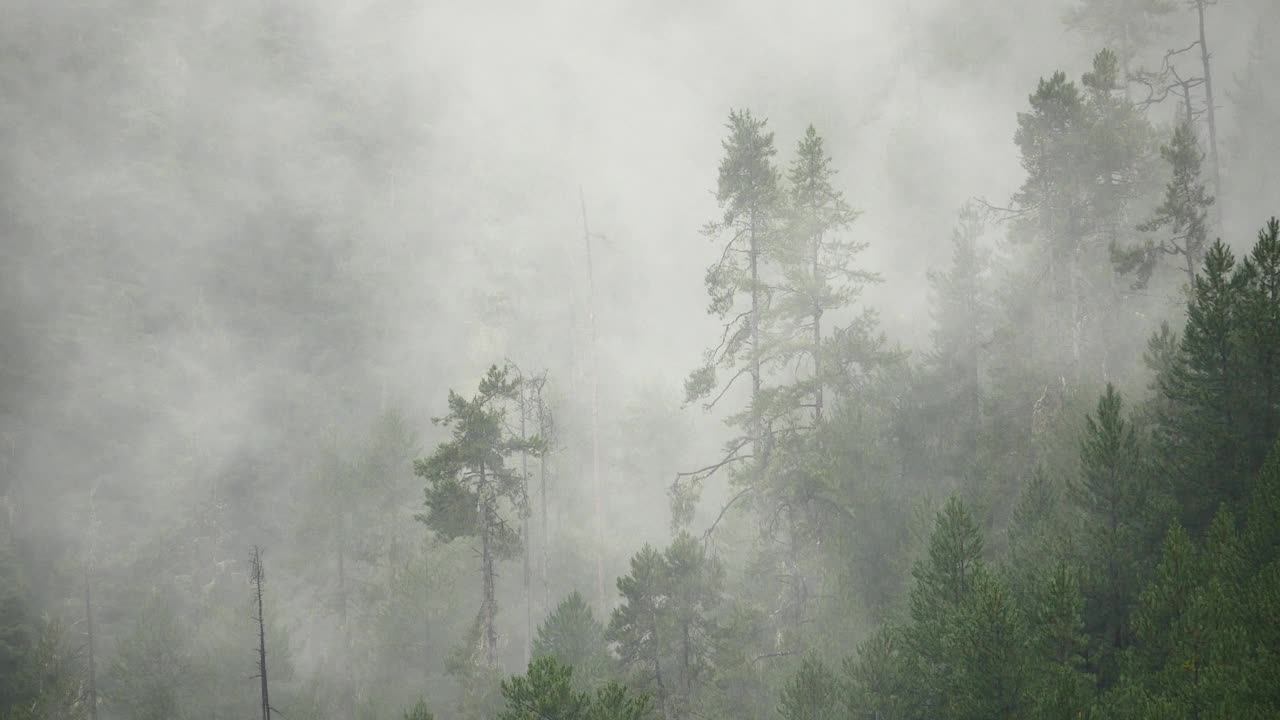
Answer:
1063;0;1176;68
497;657;650;720
1074;383;1152;685
499;656;591;720
1027;562;1093;720
1119;121;1215;288
607;534;724;720
2;617;87;720
1151;222;1280;532
106;592;189;720
403;698;435;720
777;655;842;720
533;591;609;692
588;682;651;720
0;521;34;713
844;627;911;720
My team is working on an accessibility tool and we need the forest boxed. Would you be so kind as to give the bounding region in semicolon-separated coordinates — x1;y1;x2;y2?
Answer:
2;0;1280;719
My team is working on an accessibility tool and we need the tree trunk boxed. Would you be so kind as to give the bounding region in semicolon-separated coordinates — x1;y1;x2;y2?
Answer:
1195;0;1222;226
750;211;764;468
337;517;349;652
519;387;531;666
651;608;669;720
84;566;97;720
812;229;823;422
580;189;606;613
538;394;551;614
251;546;271;720
480;463;498;668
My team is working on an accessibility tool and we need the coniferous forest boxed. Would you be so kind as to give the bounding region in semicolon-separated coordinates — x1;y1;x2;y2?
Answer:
3;1;1280;719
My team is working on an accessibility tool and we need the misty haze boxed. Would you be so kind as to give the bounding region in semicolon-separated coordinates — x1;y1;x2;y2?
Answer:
3;1;1280;719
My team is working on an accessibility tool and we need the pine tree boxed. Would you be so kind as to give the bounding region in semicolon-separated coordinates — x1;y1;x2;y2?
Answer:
1236;219;1280;474
681;109;783;508
751;126;884;652
588;682;652;720
608;545;670;716
772;124;872;425
498;656;591;720
1118;121;1215;289
659;534;724;720
403;698;435;720
532;592;609;692
416;364;544;668
950;572;1029;720
844;627;911;720
777;655;843;720
1153;240;1247;531
1063;0;1177;83
921;203;994;511
1011;69;1092;380
1027;562;1094;720
497;657;651;720
904;497;987;716
1130;517;1248;717
608;534;723;720
0;518;33;714
1074;383;1149;687
105;592;188;720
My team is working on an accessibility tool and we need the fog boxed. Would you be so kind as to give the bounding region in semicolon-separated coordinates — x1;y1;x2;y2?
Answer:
2;1;1278;719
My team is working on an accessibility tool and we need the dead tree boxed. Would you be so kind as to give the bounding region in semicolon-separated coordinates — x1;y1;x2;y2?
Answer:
579;188;607;612
530;375;554;614
250;546;272;720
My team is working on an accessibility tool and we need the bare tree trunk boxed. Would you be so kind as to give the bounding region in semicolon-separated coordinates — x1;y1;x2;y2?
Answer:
251;546;271;720
1195;0;1222;226
579;189;606;613
480;462;498;668
84;566;97;720
537;388;551;614
651;608;669;720
84;486;99;720
812;230;823;422
750;212;762;460
519;384;531;665
337;515;349;652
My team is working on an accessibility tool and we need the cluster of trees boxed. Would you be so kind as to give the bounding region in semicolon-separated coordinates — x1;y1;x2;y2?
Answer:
2;2;1279;720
